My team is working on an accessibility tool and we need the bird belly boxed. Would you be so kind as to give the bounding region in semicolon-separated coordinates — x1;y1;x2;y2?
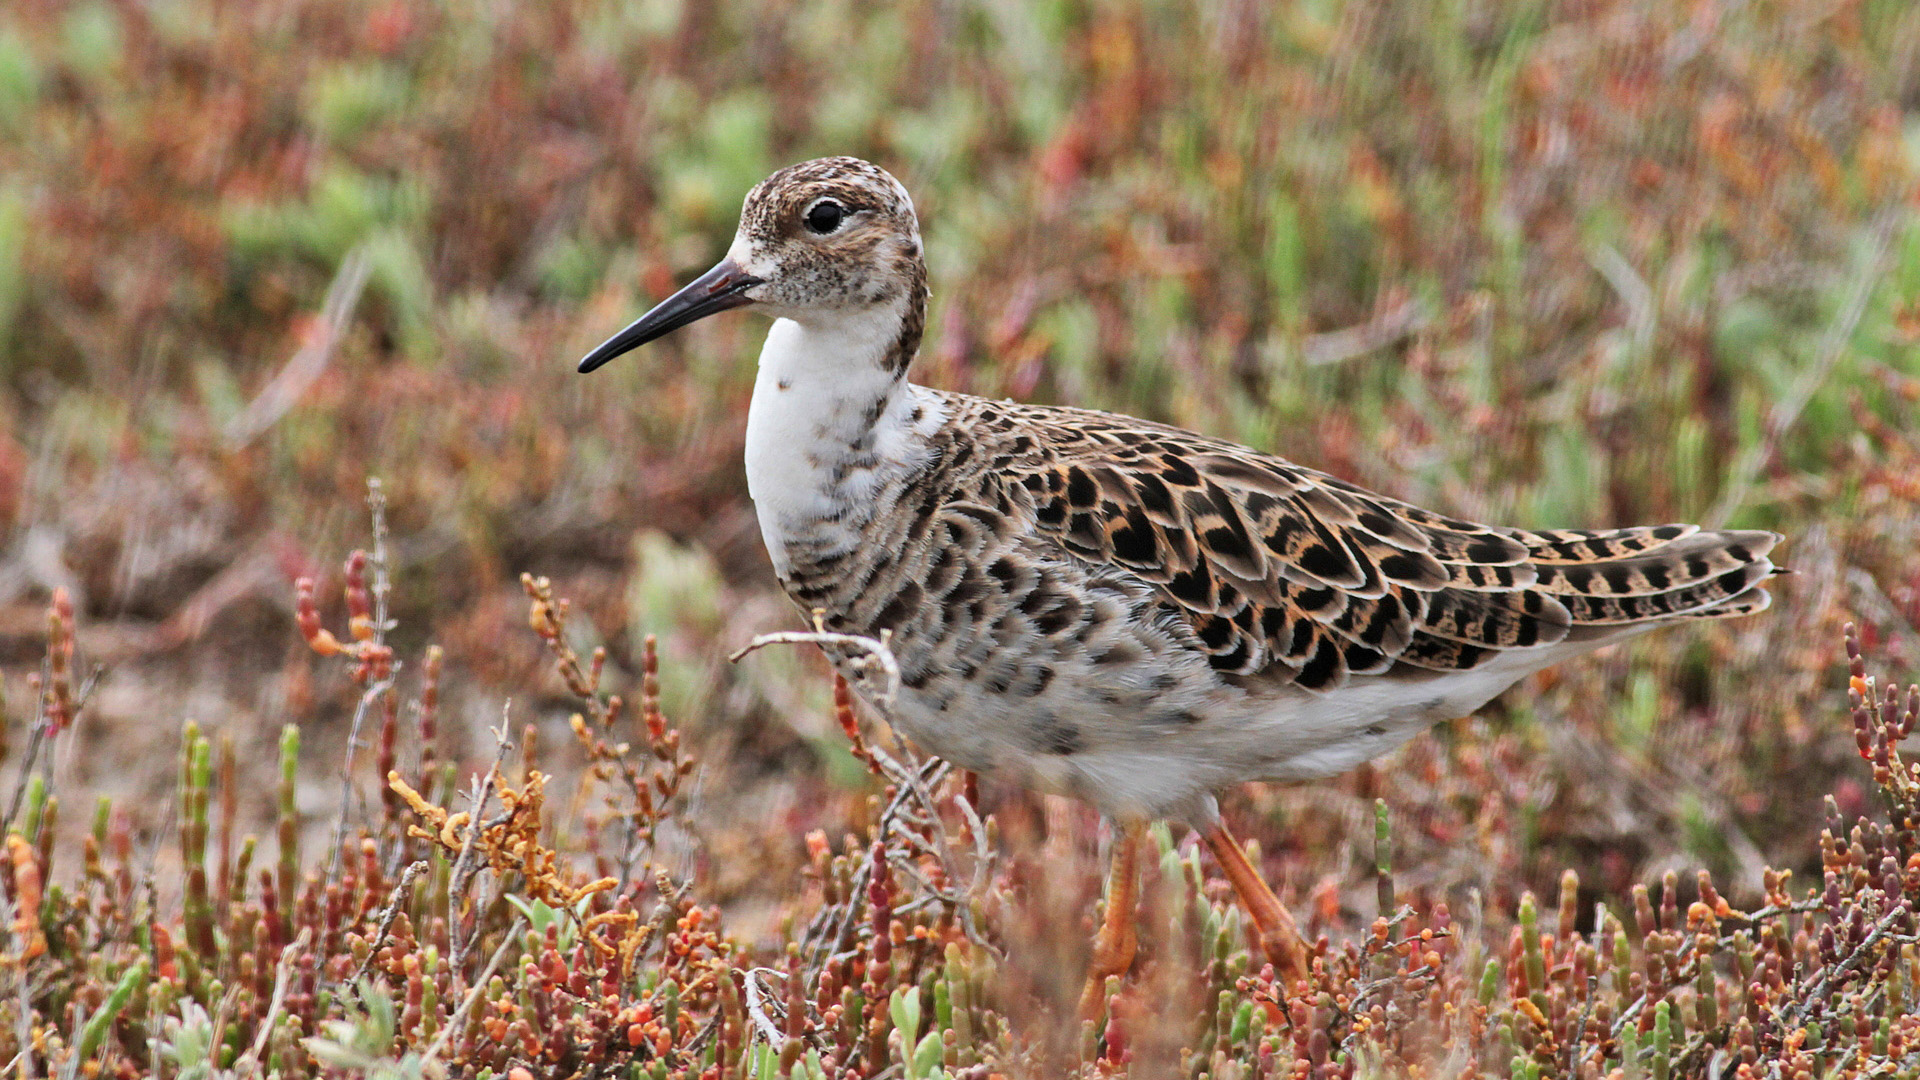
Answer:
853;634;1643;821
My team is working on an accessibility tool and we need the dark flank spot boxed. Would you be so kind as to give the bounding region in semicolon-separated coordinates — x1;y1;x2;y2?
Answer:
1584;537;1616;559
1259;606;1288;639
1364;724;1386;737
942;581;987;626
872;582;923;633
950;504;999;529
1110;512;1157;564
1034;597;1083;637
1204;526;1254;566
1466;540;1515;563
777;378;792;391
1150;672;1180;691
1026;666;1055;695
1726;544;1751;564
1195;615;1234;650
1653;525;1686;540
1019;586;1060;616
1021;474;1047;493
1642;564;1670;590
1160;709;1202;725
1440;516;1478;531
1133;474;1176;518
987;558;1019;585
1065;512;1103;553
1601;565;1634;593
1294;585;1338;615
1377;552;1428;582
1398;590;1426;621
1093;641;1142;665
909;405;924;423
1715;568;1751;592
862;396;888;424
1561;565;1594;591
1159;454;1199;487
1296;638;1342;689
925;547;963;595
1298;543;1354;582
1011;435;1034;455
1287;619;1316;657
1167;567;1213;607
1356;511;1399;538
1209;639;1250;672
1065;467;1098;508
1263;514;1304;555
902;666;930;690
1242;490;1280;518
1035;500;1066;526
1685;557;1710;579
910;495;939;532
946;576;988;606
1231;604;1255;631
1359;595;1398;644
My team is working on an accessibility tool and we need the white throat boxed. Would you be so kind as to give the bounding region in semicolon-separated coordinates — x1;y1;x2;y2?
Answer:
742;304;942;578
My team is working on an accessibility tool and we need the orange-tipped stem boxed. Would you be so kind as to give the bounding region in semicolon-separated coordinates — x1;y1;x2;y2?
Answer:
1201;821;1309;985
1078;818;1146;1020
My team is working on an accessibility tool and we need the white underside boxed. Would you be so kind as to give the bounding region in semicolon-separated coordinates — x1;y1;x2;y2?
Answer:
882;629;1652;824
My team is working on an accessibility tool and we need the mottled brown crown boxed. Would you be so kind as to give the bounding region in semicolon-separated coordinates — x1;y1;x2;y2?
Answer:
738;157;928;375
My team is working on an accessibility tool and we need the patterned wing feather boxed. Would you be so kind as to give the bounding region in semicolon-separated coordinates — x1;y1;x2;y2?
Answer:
957;396;1781;691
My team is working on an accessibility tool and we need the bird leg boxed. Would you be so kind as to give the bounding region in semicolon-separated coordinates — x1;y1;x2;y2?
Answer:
1077;818;1145;1019
1200;821;1310;985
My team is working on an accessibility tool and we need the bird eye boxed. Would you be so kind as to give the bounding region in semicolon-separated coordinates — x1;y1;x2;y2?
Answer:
803;200;845;235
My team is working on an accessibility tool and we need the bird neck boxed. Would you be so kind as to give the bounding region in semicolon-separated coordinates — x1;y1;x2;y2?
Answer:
742;295;936;580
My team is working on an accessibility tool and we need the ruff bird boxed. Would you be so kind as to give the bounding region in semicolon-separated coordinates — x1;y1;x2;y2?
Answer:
577;156;1781;1003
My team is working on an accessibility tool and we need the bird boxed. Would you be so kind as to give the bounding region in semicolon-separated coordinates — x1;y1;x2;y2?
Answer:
575;156;1782;1006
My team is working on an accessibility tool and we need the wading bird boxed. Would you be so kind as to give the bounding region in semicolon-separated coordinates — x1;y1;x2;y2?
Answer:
577;157;1780;1008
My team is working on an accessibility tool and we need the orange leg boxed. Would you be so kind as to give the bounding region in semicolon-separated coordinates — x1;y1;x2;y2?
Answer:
1200;821;1309;985
1077;819;1145;1019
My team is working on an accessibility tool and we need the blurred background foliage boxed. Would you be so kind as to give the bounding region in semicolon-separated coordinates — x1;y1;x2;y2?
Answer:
0;0;1916;930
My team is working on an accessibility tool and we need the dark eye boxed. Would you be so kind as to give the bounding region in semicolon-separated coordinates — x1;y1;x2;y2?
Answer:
803;200;845;235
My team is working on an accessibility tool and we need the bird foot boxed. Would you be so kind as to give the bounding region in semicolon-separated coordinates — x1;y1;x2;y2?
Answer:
1077;819;1145;1020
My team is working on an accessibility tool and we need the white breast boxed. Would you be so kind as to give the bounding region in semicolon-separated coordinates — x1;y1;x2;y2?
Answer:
742;312;944;577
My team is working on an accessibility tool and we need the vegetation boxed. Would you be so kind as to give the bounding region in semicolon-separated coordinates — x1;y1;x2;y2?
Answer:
0;0;1914;1075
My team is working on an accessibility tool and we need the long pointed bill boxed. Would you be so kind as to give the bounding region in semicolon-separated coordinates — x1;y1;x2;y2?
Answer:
577;257;762;373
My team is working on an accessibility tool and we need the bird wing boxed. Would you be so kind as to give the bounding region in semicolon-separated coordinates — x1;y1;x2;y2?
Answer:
970;398;1779;692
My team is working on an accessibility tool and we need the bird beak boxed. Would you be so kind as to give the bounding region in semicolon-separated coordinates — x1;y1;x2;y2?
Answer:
577;257;763;373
